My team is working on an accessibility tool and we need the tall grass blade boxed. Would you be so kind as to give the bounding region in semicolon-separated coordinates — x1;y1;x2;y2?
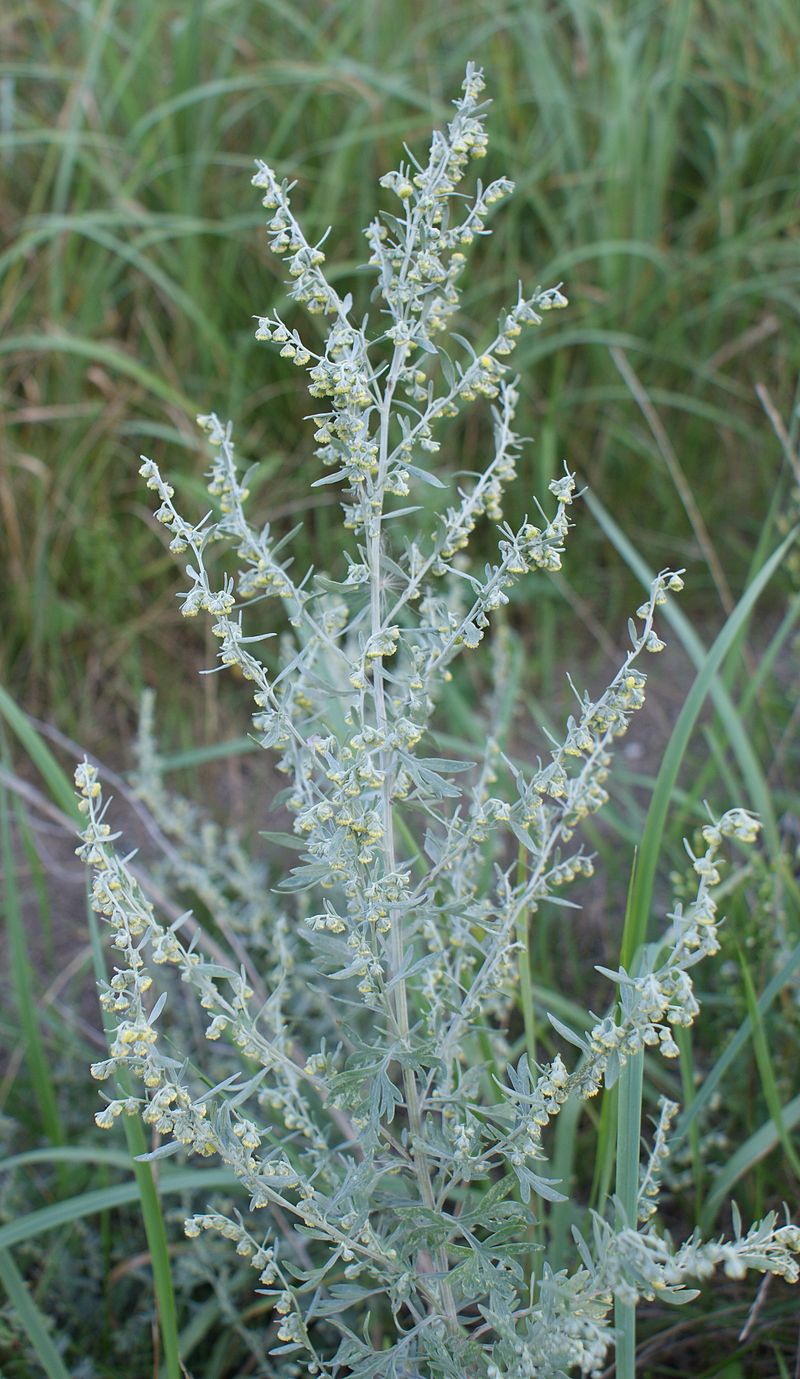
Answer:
609;527;796;965
0;1247;72;1379
0;684;79;821
676;940;800;1146
737;945;800;1181
0;1166;235;1250
0;333;197;415
701;1095;800;1230
0;786;65;1155
585;493;795;861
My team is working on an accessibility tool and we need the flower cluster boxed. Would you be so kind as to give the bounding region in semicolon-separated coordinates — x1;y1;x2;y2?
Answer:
489;807;763;1184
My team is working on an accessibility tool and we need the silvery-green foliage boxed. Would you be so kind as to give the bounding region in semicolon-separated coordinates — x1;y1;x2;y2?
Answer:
77;67;800;1378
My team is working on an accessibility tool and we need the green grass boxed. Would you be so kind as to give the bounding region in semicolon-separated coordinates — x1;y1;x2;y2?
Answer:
3;0;800;736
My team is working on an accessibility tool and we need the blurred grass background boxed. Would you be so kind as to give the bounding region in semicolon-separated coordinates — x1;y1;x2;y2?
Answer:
2;1;800;1375
3;0;799;742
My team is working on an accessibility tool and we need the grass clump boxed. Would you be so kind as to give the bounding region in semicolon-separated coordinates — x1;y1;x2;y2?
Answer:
70;69;800;1378
3;0;800;731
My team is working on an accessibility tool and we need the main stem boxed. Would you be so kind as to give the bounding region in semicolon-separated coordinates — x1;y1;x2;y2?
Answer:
370;347;459;1330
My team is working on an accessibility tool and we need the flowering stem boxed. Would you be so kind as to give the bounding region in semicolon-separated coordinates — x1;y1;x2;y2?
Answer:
85;890;182;1379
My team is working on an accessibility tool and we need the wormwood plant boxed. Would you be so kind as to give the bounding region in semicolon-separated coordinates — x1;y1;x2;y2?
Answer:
77;68;800;1378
